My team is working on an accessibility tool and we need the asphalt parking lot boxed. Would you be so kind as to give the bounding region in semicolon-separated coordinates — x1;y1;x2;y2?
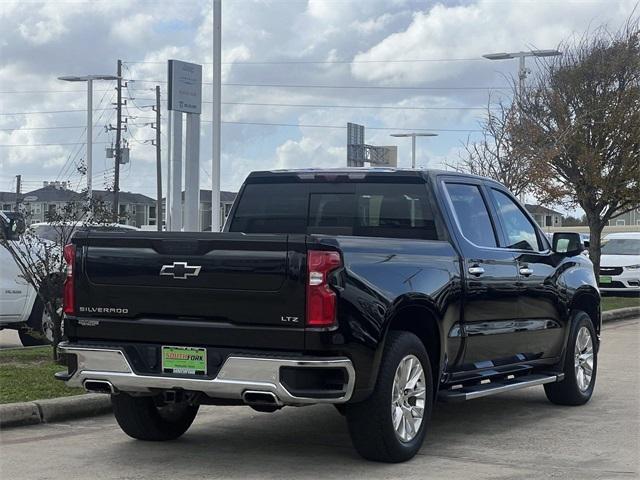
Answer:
1;317;638;480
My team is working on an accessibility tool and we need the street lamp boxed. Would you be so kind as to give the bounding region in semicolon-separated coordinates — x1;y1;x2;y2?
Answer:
390;133;439;169
482;50;562;98
58;75;118;199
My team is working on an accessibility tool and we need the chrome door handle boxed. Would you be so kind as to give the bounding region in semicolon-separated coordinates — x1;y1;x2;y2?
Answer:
468;266;485;276
519;267;533;276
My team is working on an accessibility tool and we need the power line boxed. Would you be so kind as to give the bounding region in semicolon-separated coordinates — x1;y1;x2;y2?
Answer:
0;108;114;116
127;79;510;90
0;89;113;94
0;102;488;116
222;101;486;111
0;142;111;147
0;125;94;131
123;57;486;65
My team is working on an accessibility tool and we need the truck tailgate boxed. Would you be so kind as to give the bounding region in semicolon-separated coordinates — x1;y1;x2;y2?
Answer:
71;232;307;349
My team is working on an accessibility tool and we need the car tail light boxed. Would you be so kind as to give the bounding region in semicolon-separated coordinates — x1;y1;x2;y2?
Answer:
63;244;75;315
306;250;342;327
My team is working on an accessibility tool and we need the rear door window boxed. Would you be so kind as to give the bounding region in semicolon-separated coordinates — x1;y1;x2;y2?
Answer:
444;183;497;248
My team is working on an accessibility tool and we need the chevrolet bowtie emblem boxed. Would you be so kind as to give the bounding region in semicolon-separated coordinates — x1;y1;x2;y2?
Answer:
160;262;202;280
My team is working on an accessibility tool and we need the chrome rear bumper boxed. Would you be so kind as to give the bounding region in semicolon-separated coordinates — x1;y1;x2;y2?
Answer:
58;344;355;406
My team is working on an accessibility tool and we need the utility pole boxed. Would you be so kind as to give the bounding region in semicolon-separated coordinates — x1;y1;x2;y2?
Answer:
14;175;21;211
113;59;123;217
153;86;162;232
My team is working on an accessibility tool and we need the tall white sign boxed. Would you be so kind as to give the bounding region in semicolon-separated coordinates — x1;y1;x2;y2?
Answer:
168;59;203;231
168;60;202;114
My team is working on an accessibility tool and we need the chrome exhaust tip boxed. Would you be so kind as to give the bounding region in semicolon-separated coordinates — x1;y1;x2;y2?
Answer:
242;390;280;407
84;380;115;394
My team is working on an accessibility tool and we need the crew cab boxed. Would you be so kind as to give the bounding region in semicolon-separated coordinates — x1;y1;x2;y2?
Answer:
57;169;600;462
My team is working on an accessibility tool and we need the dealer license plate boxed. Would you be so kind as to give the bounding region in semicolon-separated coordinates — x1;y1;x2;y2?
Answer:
599;276;612;284
162;346;207;375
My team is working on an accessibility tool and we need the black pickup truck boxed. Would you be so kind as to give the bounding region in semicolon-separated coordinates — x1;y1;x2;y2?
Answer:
57;169;600;462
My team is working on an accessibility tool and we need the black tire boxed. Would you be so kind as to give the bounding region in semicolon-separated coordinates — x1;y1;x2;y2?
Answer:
18;299;49;346
544;311;597;406
111;393;199;441
345;331;433;463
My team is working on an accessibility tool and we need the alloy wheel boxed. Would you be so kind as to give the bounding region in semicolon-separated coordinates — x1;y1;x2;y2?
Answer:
574;326;594;392
391;354;426;442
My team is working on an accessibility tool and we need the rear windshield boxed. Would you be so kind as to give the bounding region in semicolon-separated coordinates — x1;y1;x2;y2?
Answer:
229;182;438;240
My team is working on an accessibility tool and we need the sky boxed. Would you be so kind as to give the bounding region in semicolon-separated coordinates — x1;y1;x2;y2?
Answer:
0;0;637;201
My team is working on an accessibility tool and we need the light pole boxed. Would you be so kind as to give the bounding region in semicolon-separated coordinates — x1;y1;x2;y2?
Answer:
211;0;222;232
482;50;562;99
58;74;118;199
390;133;438;169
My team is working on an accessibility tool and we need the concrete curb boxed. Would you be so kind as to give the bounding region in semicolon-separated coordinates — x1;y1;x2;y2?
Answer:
1;306;638;429
602;306;640;323
0;394;111;429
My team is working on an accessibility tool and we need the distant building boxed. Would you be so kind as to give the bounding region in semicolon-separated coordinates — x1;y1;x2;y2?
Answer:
525;204;563;228
92;190;157;227
608;207;640;227
19;182;83;224
0;191;17;211
6;181;156;228
161;190;238;231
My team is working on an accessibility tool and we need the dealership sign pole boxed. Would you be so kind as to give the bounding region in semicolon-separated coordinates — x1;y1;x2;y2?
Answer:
167;59;203;231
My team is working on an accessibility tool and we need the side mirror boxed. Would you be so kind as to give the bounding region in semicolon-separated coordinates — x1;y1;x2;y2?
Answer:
583;240;590;249
552;232;583;255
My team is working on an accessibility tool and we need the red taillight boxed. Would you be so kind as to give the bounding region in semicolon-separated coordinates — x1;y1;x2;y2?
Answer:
306;250;342;327
63;244;76;315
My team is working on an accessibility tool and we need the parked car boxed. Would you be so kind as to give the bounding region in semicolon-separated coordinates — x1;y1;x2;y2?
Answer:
0;211;54;345
56;169;600;463
598;232;640;295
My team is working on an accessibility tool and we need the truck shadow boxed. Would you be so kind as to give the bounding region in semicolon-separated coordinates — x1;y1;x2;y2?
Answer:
105;389;567;476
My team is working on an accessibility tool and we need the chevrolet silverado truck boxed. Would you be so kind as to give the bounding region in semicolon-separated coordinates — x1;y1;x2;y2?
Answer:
56;169;600;463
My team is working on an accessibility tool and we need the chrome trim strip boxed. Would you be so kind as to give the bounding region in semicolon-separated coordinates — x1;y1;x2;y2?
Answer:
59;344;355;405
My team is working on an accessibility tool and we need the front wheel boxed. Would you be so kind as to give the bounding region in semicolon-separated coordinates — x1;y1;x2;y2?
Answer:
346;331;433;463
111;393;199;441
545;311;597;406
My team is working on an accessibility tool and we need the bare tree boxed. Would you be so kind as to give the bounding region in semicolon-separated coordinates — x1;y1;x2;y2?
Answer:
447;98;532;198
514;16;640;274
0;192;115;358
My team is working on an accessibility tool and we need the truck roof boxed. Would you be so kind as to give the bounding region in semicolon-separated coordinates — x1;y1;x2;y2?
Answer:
247;168;503;185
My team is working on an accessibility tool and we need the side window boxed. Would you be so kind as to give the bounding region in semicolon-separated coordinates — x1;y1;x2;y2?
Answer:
445;183;497;247
491;189;541;251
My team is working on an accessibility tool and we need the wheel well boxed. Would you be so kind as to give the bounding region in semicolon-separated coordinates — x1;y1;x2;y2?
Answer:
571;293;600;334
388;305;441;392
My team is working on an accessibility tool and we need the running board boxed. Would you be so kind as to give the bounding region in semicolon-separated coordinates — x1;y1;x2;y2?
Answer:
438;373;564;402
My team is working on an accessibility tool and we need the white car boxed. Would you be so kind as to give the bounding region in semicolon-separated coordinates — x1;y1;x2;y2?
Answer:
0;211;54;345
599;232;640;294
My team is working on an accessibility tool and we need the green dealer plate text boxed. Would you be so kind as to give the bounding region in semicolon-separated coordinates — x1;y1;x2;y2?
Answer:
162;346;207;375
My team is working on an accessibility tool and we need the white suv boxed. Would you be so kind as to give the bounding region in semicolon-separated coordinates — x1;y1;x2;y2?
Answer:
599;232;640;295
0;211;53;345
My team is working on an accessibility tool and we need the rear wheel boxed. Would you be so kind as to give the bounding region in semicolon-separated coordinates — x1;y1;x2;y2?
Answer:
346;331;433;463
18;298;53;346
545;311;597;406
111;393;199;441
